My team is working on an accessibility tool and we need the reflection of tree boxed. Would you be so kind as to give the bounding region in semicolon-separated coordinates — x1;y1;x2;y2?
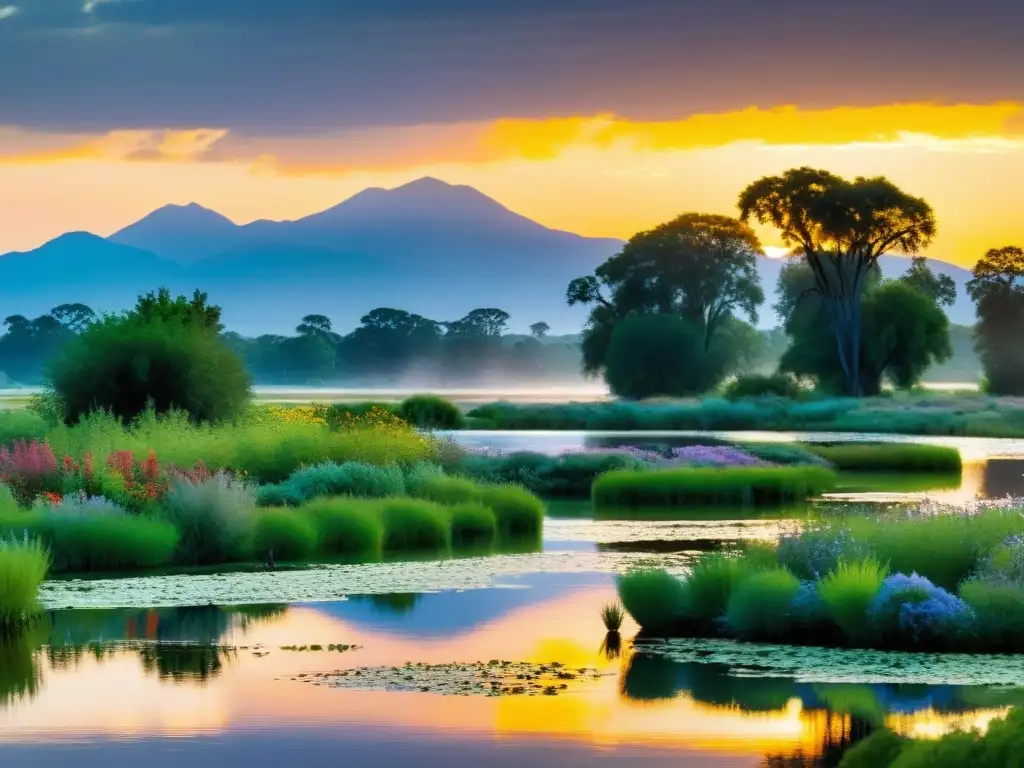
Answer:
0;625;45;710
367;594;421;615
137;644;234;683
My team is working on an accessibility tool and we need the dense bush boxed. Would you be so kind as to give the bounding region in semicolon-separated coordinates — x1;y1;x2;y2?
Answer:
618;569;689;634
300;498;385;559
279;461;405;503
592;465;837;507
48;312;251;424
253;510;318;561
723;568;800;640
474;484;544;536
867;572;973;647
0;537;49;634
959;579;1024;650
819;558;889;644
604;313;715;399
0;410;48;446
0;514;178;572
379;498;451;551
723;373;804;401
684;554;756;625
397;395;464;429
806;443;962;473
448;503;497;546
160;473;256;565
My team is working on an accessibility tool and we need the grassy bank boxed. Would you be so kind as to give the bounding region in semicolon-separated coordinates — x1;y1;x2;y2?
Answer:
464;394;1024;437
805;443;962;473
618;501;1024;653
593;465;837;508
0;538;49;635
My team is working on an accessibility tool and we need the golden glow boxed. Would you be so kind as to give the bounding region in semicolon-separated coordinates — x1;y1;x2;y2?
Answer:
2;101;1024;263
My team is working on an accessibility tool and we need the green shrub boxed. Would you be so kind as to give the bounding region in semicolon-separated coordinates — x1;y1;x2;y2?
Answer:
0;515;178;573
379;498;451;551
617;569;688;634
819;558;888;643
723;373;804;401
253;510;318;561
807;443;962;473
255;483;305;508
592;465;836;507
160;473;256;565
301;498;384;559
408;474;480;505
449;503;497;546
684;554;757;624
0;410;49;445
723;567;801;640
959;579;1024;650
48;307;251;424
0;485;18;516
284;461;405;501
458;450;649;497
475;484;544;536
837;729;909;768
403;462;446;496
0;537;49;634
397;395;464;429
739;442;831;466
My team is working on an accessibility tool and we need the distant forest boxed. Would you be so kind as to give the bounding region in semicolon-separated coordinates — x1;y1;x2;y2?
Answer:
0;301;981;387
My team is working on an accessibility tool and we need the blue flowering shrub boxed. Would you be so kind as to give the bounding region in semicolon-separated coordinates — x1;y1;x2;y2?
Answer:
868;573;974;648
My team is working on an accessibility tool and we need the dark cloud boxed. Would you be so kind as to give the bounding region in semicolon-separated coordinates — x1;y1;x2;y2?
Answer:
3;0;1024;134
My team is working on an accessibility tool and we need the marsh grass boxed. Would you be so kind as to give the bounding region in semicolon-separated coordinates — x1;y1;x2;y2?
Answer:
253;510;318;562
161;472;256;565
379;498;451;552
592;465;836;508
807;443;962;473
683;554;757;624
0;515;179;573
618;569;689;634
819;558;889;644
723;568;801;641
301;498;385;559
600;602;625;632
280;461;405;503
0;536;49;634
448;503;497;546
457;450;648;497
409;475;544;536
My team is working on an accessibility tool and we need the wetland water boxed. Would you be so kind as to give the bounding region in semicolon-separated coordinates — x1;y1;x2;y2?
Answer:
4;431;1024;767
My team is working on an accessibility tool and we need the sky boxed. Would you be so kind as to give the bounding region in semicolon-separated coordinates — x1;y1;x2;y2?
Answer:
2;0;1024;264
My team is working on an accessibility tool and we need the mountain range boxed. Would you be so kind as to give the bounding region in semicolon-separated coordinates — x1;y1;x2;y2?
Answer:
0;177;977;335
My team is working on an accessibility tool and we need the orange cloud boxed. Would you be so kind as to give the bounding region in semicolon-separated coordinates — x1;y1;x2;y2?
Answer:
0;128;228;164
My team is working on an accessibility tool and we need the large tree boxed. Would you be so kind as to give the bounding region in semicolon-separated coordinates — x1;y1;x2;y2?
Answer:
567;213;764;386
967;245;1024;394
739;167;936;395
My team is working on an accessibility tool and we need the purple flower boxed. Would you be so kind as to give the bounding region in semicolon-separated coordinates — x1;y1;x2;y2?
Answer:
665;445;765;467
869;572;974;642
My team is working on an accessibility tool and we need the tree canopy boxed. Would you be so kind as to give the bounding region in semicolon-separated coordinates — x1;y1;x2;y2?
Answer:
739;167;936;395
967;245;1024;394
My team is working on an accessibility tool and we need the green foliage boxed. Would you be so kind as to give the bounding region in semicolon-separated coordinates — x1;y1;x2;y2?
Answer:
301;498;384;559
617;569;689;633
397;395;464;429
48;306;251;424
255;482;305;508
0;537;49;633
959;580;1024;650
723;372;803;401
604;313;717;398
807;443;961;473
282;461;405;502
968;245;1024;395
253;510;318;561
837;729;909;768
457;450;648;497
474;484;544;536
683;554;757;624
407;474;481;505
0;410;49;445
818;558;889;643
592;465;836;507
723;567;800;640
0;515;177;573
378;498;451;551
448;503;497;546
160;473;256;565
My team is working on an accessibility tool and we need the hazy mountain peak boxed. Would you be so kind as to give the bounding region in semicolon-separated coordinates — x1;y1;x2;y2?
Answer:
109;201;241;264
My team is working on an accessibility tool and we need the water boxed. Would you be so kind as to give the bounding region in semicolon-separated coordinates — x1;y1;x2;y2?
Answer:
4;431;1024;766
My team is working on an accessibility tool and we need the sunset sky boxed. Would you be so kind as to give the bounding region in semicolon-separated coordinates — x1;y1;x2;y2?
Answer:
3;0;1024;264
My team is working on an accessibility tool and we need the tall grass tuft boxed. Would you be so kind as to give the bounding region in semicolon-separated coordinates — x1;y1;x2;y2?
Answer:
448;503;497;546
617;569;688;634
475;484;544;536
161;472;256;565
301;497;384;560
723;568;801;640
593;465;836;508
0;536;49;634
601;602;625;632
806;443;962;473
379;498;451;552
683;554;758;624
819;557;889;644
253;510;318;562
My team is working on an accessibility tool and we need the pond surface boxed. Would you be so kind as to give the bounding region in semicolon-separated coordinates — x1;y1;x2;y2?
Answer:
4;431;1024;767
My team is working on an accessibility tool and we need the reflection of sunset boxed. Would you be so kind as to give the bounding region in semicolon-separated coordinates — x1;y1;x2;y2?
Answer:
0;586;1009;764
